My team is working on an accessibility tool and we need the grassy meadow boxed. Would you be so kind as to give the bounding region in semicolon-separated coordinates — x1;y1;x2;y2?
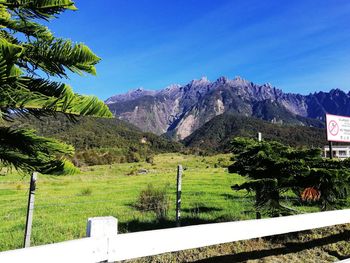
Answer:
0;153;243;251
0;153;342;260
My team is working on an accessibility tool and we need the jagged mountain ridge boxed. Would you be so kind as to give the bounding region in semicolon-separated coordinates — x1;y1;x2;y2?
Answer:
106;76;349;140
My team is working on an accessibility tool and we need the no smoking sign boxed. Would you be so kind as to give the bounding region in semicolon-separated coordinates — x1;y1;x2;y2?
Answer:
326;114;350;142
328;120;339;136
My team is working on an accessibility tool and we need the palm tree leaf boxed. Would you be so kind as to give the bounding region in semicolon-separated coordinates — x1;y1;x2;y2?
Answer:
0;127;75;174
0;77;113;118
0;18;53;41
1;0;77;19
22;39;100;77
0;4;11;20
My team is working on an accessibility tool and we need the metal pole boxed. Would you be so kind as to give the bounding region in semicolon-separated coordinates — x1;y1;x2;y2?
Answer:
24;172;37;248
325;115;333;160
256;132;262;218
176;165;182;227
329;141;333;159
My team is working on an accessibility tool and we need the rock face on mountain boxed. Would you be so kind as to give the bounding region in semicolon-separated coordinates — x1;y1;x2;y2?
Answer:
106;76;349;140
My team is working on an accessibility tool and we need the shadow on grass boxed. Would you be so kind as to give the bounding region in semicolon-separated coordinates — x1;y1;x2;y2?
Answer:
194;230;350;262
119;217;217;233
183;206;222;213
220;193;253;202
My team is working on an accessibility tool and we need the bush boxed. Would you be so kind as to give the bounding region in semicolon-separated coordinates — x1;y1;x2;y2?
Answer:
135;184;170;220
127;152;141;163
145;154;154;164
79;187;92;196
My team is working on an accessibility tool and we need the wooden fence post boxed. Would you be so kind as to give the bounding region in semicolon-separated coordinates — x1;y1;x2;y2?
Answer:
24;172;37;248
176;165;182;227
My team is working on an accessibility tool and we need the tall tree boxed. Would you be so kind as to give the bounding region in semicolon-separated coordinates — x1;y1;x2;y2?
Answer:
229;137;350;217
0;0;112;174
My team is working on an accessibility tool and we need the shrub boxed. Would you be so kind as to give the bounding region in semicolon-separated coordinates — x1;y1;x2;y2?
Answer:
135;184;170;220
145;154;154;164
126;151;141;163
79;187;92;196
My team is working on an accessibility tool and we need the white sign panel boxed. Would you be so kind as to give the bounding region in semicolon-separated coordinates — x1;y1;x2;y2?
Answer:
326;113;350;142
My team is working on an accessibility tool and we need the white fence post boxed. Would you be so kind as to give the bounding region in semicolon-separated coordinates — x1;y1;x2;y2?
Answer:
258;132;262;142
86;216;118;263
86;216;118;238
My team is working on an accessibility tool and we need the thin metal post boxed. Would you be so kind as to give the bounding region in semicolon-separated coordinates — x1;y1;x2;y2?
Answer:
329;141;333;159
176;165;182;227
24;172;37;248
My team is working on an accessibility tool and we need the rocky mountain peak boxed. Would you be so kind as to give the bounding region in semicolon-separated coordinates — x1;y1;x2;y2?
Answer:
216;76;228;84
106;75;349;140
105;87;157;104
165;84;181;91
329;88;347;97
262;83;272;88
190;76;210;86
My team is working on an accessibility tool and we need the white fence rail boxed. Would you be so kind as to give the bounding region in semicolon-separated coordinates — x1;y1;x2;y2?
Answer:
1;209;350;263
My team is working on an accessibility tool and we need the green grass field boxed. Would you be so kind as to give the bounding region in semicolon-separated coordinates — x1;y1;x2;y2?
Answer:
0;153;325;253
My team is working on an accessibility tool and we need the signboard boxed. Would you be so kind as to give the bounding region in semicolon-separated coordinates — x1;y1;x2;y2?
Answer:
326;114;350;142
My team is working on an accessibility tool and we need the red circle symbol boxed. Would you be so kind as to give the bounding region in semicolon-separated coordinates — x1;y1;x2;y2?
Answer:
328;120;339;136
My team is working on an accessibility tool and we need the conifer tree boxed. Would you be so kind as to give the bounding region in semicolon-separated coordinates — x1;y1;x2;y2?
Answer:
0;0;112;174
229;137;350;216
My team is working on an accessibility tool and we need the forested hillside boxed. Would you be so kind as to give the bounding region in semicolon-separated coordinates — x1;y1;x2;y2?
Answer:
183;114;326;153
14;114;183;166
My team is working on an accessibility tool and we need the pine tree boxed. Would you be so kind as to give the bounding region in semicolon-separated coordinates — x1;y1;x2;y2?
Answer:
0;0;112;174
229;137;350;217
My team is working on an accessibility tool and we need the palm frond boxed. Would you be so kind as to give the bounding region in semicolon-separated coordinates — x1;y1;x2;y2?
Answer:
0;0;113;175
0;77;113;118
1;0;77;20
0;126;75;174
22;39;100;77
0;18;53;41
0;3;11;20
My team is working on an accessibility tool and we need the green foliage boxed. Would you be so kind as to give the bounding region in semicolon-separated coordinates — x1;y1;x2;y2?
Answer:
0;127;75;174
79;187;92;196
229;137;350;216
183;113;325;154
0;1;112;174
15;114;183;166
135;184;170;221
145;154;154;164
0;153;326;251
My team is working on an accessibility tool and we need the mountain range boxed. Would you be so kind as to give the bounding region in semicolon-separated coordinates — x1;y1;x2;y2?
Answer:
106;76;350;140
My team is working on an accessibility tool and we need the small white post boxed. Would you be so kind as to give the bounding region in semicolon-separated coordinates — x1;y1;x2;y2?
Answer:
176;165;182;227
86;216;118;238
258;132;262;142
24;172;37;248
86;217;118;263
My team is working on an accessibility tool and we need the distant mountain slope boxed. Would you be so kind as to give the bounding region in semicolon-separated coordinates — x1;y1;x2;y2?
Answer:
182;113;326;153
106;76;348;140
14;114;182;165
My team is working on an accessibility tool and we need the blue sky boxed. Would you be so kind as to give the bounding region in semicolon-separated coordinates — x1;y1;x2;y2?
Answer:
49;0;350;100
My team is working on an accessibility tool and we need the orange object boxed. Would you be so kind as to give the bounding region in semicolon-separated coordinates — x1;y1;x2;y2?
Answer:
301;187;321;201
